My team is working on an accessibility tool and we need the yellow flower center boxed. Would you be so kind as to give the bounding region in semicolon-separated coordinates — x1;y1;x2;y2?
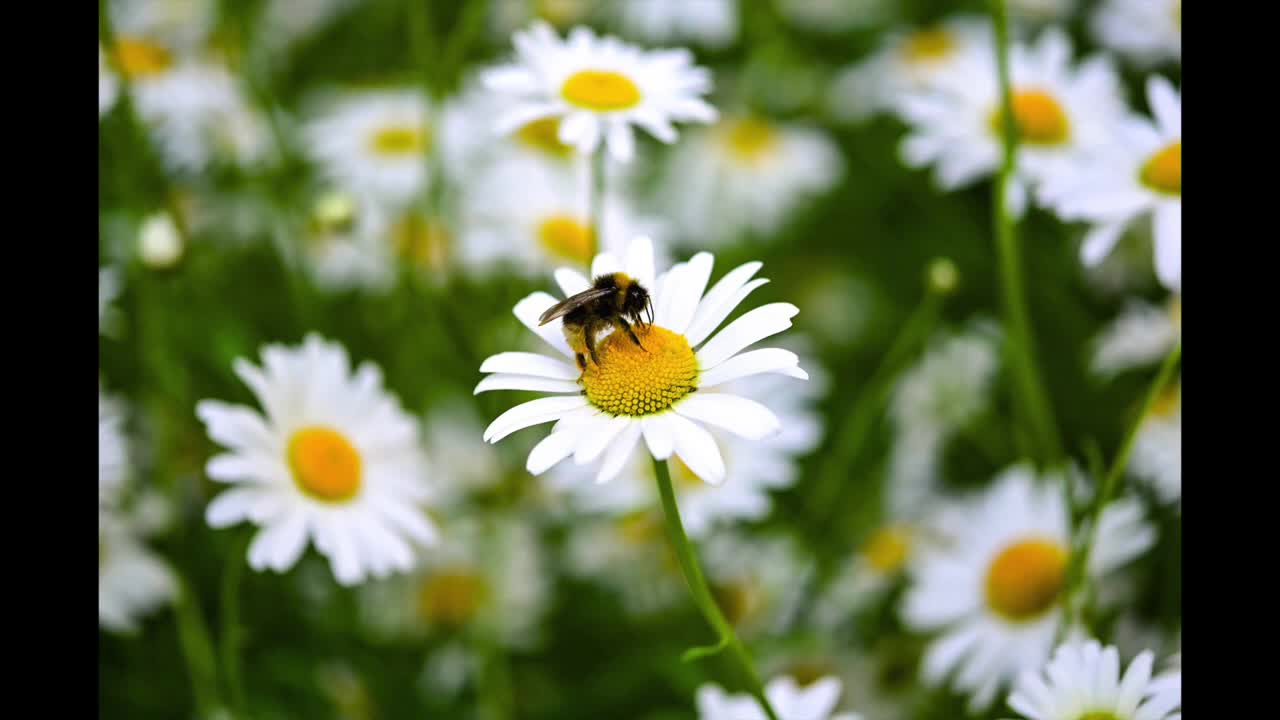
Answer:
561;70;642;112
712;580;762;627
369;125;429;158
1080;714;1121;720
417;569;489;627
287;426;362;502
722;118;778;163
862;526;912;573
992;89;1071;146
903;28;955;62
985;537;1068;621
537;215;596;265
516;117;574;157
581;325;699;416
782;662;837;688
112;37;174;79
392;214;451;271
1140;141;1181;196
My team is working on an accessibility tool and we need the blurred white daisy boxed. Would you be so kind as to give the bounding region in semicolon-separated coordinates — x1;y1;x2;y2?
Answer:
100;46;119;117
476;236;806;486
100;390;128;507
701;531;814;639
655;114;844;246
562;511;687;615
488;0;593;40
697;674;863;720
296;191;397;293
458;157;665;274
197;334;437;586
1131;381;1180;505
483;21;718;163
357;514;549;649
100;507;177;633
137;211;183;269
829;15;992;123
422;401;506;509
1041;77;1181;292
1008;640;1181;720
898;28;1127;216
109;0;218;52
813;523;917;627
611;0;739;49
903;464;1155;711
776;0;892;34
302;89;433;208
1092;0;1181;68
1091;296;1180;377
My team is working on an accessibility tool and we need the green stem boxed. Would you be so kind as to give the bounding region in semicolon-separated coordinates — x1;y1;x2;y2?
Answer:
652;458;781;720
805;289;945;520
440;0;492;95
587;149;607;263
1064;342;1181;628
221;537;249;717
990;0;1063;464
174;574;223;718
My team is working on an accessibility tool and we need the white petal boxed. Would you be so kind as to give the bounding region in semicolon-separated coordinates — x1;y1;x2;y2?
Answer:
684;260;767;347
591;251;623;278
1153;204;1181;291
653;262;686;328
483;396;589;443
697;348;805;388
665;252;714;335
1147;75;1180;137
479;352;578;380
526;431;578;475
473;374;582;395
606;121;635;164
666;413;725;485
573;415;631;465
674;393;781;441
205;488;261;528
696;303;799;370
641;415;674;460
555;268;591;296
514;292;575;358
624;235;655;289
596;422;642;483
1080;221;1126;266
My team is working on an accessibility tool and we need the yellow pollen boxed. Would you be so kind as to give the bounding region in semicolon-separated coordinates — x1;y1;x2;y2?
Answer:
288;427;362;502
369;125;429;157
862;526;912;573
1140;141;1181;195
992;89;1071;146
537;215;596;265
1080;714;1121;720
712;580;762;627
516;117;574;157
903;28;955;62
417;569;489;627
112;37;173;79
561;70;642;112
581;325;699;416
722;118;778;162
392;214;451;271
985;538;1068;621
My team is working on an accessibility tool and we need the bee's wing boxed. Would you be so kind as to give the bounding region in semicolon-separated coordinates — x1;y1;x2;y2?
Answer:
538;288;613;325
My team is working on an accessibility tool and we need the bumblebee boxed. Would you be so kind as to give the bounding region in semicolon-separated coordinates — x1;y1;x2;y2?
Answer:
539;272;654;371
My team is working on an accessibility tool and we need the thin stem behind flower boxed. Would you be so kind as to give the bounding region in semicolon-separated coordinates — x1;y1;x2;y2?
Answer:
588;150;608;263
220;535;250;716
652;458;782;720
174;574;223;717
989;0;1063;465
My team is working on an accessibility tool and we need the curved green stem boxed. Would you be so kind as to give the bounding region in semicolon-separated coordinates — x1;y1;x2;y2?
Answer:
652;458;781;720
990;0;1063;464
174;574;222;718
1064;342;1181;629
221;538;249;716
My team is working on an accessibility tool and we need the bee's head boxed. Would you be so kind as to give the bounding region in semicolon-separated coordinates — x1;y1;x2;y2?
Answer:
623;282;652;326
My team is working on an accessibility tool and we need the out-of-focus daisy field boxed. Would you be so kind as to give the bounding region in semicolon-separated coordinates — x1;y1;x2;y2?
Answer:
98;0;1181;718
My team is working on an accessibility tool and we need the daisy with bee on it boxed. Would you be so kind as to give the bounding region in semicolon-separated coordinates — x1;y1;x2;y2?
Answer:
538;269;655;371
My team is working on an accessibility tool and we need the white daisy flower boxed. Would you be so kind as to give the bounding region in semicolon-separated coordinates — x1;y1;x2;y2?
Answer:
1008;640;1182;720
482;21;718;163
1131;381;1181;505
100;46;119;117
898;28;1127;216
655;114;844;247
561;511;687;615
700;531;814;638
100;509;177;633
357;514;549;649
197;334;438;586
476;236;807;486
1091;297;1180;377
776;0;892;34
1040;77;1181;292
903;464;1155;711
137;211;183;269
697;674;863;720
100;390;128;508
296;191;397;293
829;15;992;123
458;156;666;274
1091;0;1181;68
302;89;433;208
813;523;917;627
611;0;739;49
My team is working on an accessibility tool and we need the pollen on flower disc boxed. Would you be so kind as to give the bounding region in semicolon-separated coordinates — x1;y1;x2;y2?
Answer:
581;325;698;416
561;70;643;112
288;426;363;502
984;537;1068;621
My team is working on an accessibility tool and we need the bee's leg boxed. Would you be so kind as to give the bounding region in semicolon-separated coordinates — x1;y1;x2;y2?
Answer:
617;318;646;351
574;352;587;372
584;319;601;366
